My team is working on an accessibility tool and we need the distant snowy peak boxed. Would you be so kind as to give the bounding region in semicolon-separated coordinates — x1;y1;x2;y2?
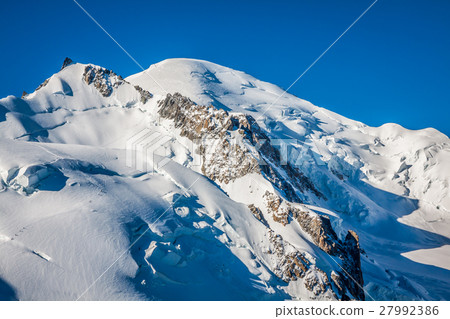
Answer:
24;59;153;112
127;58;318;116
0;58;154;142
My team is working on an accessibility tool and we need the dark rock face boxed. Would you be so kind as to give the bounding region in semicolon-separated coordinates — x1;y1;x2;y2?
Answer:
158;93;260;183
157;93;321;200
61;57;73;70
83;65;115;97
262;189;365;300
263;191;288;225
263;191;340;253
134;85;152;104
82;65;152;102
292;208;341;255
341;230;365;300
331;271;346;297
35;60;152;104
248;204;268;226
35;78;50;92
267;229;336;297
267;230;310;281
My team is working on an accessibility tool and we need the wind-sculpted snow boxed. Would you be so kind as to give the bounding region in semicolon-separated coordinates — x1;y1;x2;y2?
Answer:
0;58;449;301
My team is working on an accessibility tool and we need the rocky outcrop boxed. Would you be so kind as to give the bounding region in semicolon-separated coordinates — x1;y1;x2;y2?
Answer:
341;230;365;300
262;190;364;300
267;230;335;297
35;77;50;92
34;59;152;104
35;58;72;93
83;65;152;103
331;271;347;298
248;204;268;226
61;57;73;70
158;93;260;183
304;268;333;296
134;85;153;104
262;190;340;256
268;232;305;277
83;65;118;97
268;230;309;281
263;191;289;225
291;207;341;255
157;93;321;199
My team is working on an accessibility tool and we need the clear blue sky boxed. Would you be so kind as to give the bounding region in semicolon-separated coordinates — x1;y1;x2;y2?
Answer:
1;0;449;136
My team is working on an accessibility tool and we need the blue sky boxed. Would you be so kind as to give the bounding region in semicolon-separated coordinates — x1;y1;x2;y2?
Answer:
1;0;449;136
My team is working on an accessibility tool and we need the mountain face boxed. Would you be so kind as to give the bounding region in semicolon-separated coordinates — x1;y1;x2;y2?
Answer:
0;58;449;301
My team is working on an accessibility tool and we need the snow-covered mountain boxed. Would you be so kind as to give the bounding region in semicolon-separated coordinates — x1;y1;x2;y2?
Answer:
0;58;449;301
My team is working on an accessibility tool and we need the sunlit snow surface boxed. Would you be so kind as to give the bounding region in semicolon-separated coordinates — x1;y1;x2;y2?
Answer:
0;59;449;300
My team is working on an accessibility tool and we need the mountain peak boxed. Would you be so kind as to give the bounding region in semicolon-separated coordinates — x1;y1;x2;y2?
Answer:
0;58;449;301
61;57;73;70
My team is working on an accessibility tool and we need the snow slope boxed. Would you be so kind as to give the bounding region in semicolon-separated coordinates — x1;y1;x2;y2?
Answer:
130;59;450;300
0;58;449;300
